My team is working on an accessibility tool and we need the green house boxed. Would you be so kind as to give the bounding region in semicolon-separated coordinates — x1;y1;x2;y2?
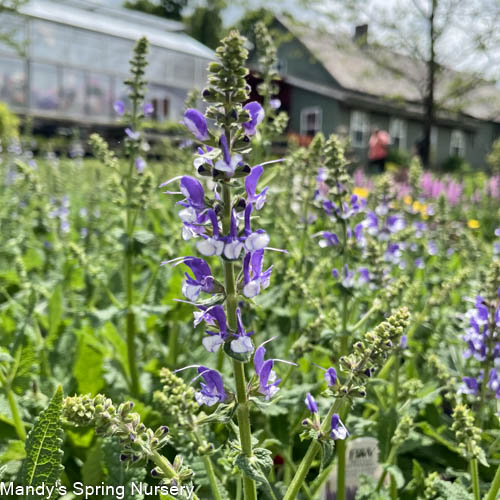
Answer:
254;17;500;169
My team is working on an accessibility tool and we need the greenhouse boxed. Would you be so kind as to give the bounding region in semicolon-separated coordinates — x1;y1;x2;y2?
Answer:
0;0;213;125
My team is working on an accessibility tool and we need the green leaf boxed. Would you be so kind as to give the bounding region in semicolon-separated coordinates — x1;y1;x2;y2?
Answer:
234;451;276;500
47;284;64;345
385;464;405;488
0;440;25;463
73;330;105;395
102;437;146;500
21;386;64;499
319;439;335;471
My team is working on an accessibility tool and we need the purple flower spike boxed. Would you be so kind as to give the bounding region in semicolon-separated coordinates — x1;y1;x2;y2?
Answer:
184;109;209;141
114;100;125;115
330;414;349;440
180;257;214;301
459;376;479;395
196;210;224;257
242;250;273;298
243;101;265;136
202;305;229;352
231;308;254;354
135;156;146;173
195;366;226;406
224;211;244;260
400;335;408;350
324;367;337;386
125;128;140;141
254;338;296;400
305;393;318;414
215;134;243;176
245;165;268;210
180;176;205;210
243;204;270;252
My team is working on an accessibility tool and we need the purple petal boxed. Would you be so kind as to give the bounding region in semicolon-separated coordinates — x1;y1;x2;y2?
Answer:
184;109;209;141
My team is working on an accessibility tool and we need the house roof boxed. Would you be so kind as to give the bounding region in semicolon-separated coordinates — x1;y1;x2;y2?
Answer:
277;16;500;124
20;0;214;60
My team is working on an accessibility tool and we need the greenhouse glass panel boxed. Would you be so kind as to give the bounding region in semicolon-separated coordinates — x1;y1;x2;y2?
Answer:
0;13;25;56
31;20;69;63
107;37;134;76
72;29;107;71
61;68;85;116
30;62;59;110
0;57;26;107
86;72;112;117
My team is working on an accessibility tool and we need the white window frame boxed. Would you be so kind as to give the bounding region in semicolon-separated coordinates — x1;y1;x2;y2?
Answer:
300;106;322;136
389;117;407;150
350;110;369;147
450;129;466;157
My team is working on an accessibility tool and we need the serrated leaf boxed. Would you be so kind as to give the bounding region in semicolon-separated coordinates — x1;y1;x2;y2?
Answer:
320;439;335;471
234;452;276;500
21;386;64;498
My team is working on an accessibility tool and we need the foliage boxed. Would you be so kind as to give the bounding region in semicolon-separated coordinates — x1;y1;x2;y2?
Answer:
21;387;64;497
124;0;187;21
0;26;500;500
0;101;19;146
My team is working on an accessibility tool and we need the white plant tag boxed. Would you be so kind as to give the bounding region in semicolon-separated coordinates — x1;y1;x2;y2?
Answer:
322;437;383;500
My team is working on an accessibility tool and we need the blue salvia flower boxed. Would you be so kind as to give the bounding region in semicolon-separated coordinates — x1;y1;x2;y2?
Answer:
230;308;254;354
304;393;318;414
195;366;226;406
243;204;270;252
242;101;265;136
163;257;215;302
330;414;349;441
184;108;209;141
245;165;268;210
242;250;273;298
201;305;229;353
254;339;297;400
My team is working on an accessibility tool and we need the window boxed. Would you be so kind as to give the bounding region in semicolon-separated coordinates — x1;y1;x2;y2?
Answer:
450;129;466;157
86;73;112;117
389;118;407;150
30;62;59;110
0;57;26;107
61;68;85;115
350;110;369;147
300;107;322;136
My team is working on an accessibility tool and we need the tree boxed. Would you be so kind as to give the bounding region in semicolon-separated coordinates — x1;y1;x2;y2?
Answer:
185;0;225;50
124;0;187;21
340;0;500;167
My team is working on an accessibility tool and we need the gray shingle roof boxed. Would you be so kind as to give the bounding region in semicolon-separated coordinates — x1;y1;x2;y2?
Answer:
279;17;500;123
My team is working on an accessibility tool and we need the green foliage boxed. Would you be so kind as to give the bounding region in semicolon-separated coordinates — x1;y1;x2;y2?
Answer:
487;136;500;173
21;386;64;497
441;155;471;173
124;0;187;20
0;101;19;146
186;0;225;49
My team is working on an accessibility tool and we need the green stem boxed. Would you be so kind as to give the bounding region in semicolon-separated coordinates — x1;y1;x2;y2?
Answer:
376;447;397;491
283;399;344;500
222;183;257;500
392;353;400;409
202;454;222;500
470;458;480;500
150;451;200;500
484;463;500;500
0;371;26;441
348;302;380;333
7;387;26;441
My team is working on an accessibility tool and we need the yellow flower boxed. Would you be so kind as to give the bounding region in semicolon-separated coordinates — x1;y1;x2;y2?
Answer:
412;201;422;212
467;219;480;229
403;195;412;205
353;186;369;199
